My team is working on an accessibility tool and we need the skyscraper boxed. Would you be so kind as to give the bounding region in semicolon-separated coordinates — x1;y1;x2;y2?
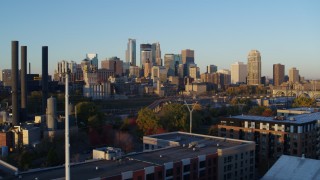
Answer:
152;42;162;66
181;49;194;64
164;54;175;77
231;62;247;84
247;50;261;85
126;39;136;66
86;53;98;69
289;67;299;83
273;63;285;86
181;49;195;77
207;65;217;74
140;44;152;67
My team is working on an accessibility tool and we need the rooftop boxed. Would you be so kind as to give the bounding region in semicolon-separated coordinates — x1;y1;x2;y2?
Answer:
231;112;320;124
262;155;320;180
19;132;254;179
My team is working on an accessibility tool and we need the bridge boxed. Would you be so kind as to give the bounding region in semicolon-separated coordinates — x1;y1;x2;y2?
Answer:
272;89;320;98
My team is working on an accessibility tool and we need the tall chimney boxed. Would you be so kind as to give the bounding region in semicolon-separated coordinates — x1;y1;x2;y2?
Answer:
11;41;19;125
21;46;27;121
29;62;31;74
42;46;48;114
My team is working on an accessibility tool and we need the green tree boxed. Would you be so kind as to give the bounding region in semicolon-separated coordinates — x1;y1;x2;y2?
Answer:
76;102;104;128
159;103;188;131
136;108;160;135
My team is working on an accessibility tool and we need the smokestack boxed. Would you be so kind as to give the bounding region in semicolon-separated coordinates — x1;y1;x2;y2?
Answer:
42;46;48;114
11;41;19;125
29;62;31;74
21;46;27;122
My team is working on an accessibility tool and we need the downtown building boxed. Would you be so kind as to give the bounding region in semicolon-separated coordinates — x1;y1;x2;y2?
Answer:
289;67;300;83
218;108;320;174
247;50;261;85
21;132;255;180
273;63;285;86
231;62;247;84
126;38;136;66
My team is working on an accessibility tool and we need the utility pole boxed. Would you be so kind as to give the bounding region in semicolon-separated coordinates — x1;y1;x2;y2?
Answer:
184;101;197;134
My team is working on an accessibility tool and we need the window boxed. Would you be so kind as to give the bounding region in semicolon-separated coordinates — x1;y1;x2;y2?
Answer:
241;153;243;159
145;144;149;150
250;150;254;157
184;165;190;172
228;156;233;162
146;173;154;180
137;176;142;180
200;161;205;168
166;169;173;177
199;170;206;177
183;174;190;180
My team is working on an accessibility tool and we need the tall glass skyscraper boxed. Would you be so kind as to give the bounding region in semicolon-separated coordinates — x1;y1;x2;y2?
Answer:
126;39;136;66
247;50;261;85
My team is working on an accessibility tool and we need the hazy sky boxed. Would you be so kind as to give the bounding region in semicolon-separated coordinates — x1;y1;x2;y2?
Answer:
1;0;319;79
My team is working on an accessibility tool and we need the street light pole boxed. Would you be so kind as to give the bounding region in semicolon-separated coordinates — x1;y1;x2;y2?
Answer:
184;101;197;134
65;68;70;180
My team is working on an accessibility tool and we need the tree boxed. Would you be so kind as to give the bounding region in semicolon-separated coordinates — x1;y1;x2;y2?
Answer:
136;108;160;135
248;106;266;116
159;103;188;131
292;97;316;107
262;108;274;117
76;101;105;128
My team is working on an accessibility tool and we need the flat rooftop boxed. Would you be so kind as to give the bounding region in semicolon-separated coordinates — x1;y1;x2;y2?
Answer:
19;132;253;179
19;159;152;180
231;112;320;124
262;155;320;180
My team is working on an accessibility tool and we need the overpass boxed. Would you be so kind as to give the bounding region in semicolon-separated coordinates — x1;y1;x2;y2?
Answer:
273;89;320;98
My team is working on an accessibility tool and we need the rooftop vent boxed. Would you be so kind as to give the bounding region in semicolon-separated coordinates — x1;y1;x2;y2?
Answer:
289;117;295;121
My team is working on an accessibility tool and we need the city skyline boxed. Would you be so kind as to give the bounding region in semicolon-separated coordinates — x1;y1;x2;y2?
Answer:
1;1;320;79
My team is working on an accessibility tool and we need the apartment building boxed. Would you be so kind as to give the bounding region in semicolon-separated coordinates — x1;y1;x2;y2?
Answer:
218;108;320;173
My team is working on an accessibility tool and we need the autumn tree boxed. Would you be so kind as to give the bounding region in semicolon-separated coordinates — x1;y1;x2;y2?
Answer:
292;97;316;107
76;101;105;128
262;108;274;117
136;108;161;135
248;106;266;116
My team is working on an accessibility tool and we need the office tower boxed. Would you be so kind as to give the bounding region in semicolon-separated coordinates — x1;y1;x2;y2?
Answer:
177;64;184;78
289;67;299;83
231;62;247;84
129;66;140;78
86;53;98;69
42;46;49;114
189;64;199;79
21;46;28;122
181;49;195;77
0;69;11;85
164;54;175;77
126;39;136;66
101;57;123;76
181;49;194;64
152;42;162;66
144;59;152;78
11;41;19;125
140;44;152;67
273;63;285;86
247;50;261;85
151;66;167;83
207;65;217;74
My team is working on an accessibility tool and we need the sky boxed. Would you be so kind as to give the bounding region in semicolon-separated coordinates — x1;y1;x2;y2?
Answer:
1;0;320;79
